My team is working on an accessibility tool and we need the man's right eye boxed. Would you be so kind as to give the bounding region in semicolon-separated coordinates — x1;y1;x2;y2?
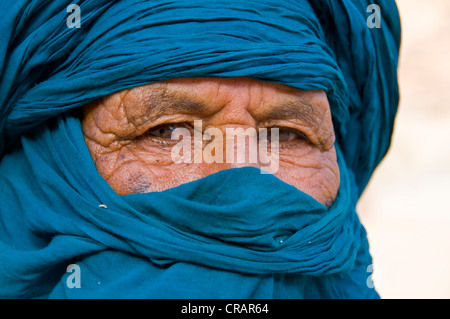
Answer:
147;123;192;139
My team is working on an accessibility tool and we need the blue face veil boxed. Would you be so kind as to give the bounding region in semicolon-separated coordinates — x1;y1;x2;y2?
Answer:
0;0;400;298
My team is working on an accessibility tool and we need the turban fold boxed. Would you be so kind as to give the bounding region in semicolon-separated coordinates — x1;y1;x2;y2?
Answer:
0;0;400;298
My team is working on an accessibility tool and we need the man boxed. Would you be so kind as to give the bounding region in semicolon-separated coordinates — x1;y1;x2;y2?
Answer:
0;0;400;298
81;77;340;206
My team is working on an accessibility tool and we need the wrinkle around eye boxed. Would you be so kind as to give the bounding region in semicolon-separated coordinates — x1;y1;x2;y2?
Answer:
264;127;311;144
147;122;195;139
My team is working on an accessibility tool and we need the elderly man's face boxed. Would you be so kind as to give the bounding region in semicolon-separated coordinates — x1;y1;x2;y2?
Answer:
81;77;340;206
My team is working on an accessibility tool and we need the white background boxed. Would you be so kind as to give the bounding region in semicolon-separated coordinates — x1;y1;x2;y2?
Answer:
358;0;450;298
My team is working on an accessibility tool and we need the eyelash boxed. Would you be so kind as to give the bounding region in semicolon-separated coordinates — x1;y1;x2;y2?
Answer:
263;126;311;147
144;122;196;147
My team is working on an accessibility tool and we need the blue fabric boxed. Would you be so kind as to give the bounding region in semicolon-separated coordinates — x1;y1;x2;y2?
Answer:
0;0;400;298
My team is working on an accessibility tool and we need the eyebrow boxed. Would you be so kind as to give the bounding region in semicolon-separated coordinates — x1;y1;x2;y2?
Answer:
142;88;208;120
260;98;320;126
142;87;321;126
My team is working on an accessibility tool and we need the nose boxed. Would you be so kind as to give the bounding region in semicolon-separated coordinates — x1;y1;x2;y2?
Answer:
168;77;281;177
205;123;260;167
186;123;278;179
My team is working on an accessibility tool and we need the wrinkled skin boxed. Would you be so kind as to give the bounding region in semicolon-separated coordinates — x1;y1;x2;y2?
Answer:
81;77;340;207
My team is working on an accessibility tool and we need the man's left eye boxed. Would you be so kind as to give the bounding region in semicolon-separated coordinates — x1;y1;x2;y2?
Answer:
262;127;308;143
147;123;191;139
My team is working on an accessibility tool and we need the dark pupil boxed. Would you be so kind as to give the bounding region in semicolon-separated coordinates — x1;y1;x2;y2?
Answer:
148;125;176;138
159;125;174;138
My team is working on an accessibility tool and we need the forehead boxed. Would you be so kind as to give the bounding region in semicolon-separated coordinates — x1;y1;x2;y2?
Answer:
165;77;327;109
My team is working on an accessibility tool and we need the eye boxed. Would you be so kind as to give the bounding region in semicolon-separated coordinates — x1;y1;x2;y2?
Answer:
262;127;309;143
147;123;192;139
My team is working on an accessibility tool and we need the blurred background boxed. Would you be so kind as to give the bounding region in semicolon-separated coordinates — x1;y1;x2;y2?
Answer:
357;0;450;298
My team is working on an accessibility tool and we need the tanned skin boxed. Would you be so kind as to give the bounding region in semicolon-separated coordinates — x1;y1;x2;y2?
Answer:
81;77;339;207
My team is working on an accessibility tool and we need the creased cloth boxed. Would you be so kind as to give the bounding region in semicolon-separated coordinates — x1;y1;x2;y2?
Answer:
0;0;400;298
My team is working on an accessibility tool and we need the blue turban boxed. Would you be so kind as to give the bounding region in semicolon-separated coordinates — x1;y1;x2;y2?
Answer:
0;0;400;298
